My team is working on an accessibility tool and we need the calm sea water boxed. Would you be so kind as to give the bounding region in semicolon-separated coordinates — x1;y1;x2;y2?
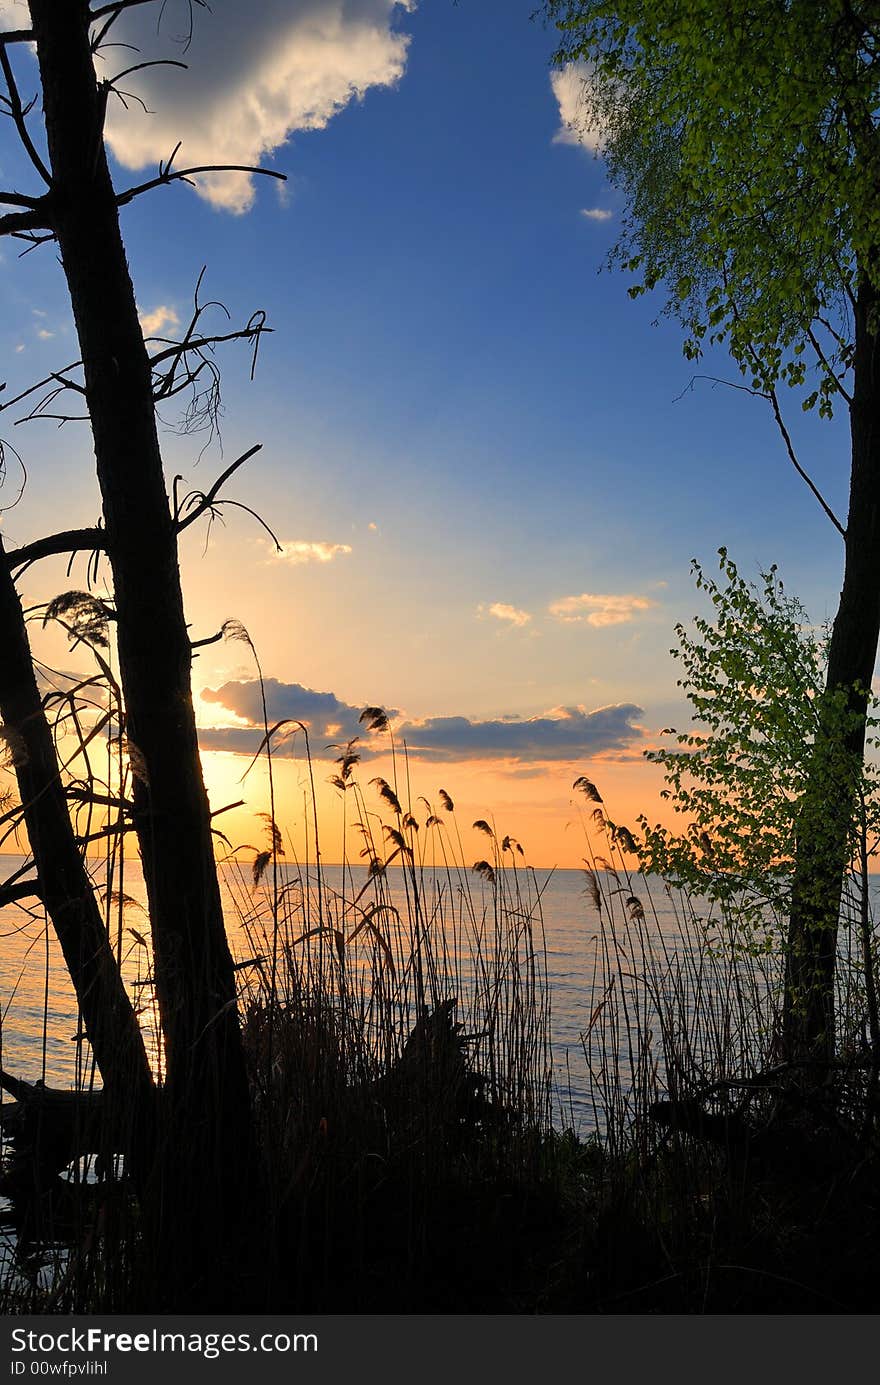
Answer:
4;854;862;1134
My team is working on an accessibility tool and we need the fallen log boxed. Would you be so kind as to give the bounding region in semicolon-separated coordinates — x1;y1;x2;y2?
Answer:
0;1069;107;1195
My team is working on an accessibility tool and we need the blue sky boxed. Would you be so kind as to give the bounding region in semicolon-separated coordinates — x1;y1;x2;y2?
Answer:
0;0;853;860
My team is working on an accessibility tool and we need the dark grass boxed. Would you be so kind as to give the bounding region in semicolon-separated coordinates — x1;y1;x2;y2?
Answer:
3;758;880;1312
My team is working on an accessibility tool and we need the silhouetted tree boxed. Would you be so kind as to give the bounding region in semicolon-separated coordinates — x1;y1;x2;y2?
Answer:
0;0;282;1304
548;0;880;1062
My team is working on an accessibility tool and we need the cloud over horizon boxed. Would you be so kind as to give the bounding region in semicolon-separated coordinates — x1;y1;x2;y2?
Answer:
549;592;657;627
272;540;353;565
199;678;644;762
105;0;416;213
480;602;532;628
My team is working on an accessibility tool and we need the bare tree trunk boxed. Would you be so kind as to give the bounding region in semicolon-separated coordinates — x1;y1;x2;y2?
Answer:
784;277;880;1061
28;0;259;1303
0;536;153;1140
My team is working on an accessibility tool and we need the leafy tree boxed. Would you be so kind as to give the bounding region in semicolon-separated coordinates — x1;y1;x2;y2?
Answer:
547;0;880;1059
639;552;825;928
639;549;880;1055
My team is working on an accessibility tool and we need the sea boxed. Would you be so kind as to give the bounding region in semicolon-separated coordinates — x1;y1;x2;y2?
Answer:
1;853;864;1137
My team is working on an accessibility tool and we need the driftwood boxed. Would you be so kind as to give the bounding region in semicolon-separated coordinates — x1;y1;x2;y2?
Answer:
0;1069;107;1196
648;1052;879;1180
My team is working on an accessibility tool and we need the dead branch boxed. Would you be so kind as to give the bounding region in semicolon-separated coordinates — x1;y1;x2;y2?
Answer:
0;191;40;209
0;202;52;238
0;46;52;187
175;443;262;533
0;364;88;417
4;527;106;574
190;629;224;650
675;371;846;538
116;162;286;209
108;58;187;87
0;878;41;907
66;785;134;813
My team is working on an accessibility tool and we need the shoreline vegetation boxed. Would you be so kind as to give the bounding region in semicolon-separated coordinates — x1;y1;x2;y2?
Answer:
2;731;879;1312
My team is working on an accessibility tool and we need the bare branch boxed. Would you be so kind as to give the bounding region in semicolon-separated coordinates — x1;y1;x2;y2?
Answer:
207;497;282;551
76;821;136;850
89;0;163;21
109;59;187;85
116;162;286;208
720;270;847;538
66;786;134;813
175;443;263;533
0;877;40;906
11;230;55;254
0;191;40;209
0;46;52;187
675;371;845;537
145;270;269;444
190;629;225;650
90;0;207;55
765;382;846;538
0;360;86;419
673;373;765;403
0;31;33;49
149;327;271;375
5;527;106;574
0;202;53;238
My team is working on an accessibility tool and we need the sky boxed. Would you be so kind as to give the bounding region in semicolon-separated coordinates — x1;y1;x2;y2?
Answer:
0;0;854;867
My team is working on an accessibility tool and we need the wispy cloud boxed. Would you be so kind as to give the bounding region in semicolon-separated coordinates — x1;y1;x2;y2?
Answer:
549;593;657;627
138;304;180;337
35;328;54;341
580;207;613;222
480;602;532;629
199;679;644;763
550;63;603;152
273;540;353;565
106;0;415;214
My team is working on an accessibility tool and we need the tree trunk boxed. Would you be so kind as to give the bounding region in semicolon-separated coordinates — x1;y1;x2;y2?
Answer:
784;276;880;1061
28;0;259;1303
0;536;154;1141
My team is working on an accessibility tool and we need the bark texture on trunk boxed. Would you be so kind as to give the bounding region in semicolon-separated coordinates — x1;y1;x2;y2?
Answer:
784;278;880;1060
28;0;259;1303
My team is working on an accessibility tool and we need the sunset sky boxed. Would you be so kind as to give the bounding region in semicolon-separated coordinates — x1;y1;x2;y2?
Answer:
0;0;852;866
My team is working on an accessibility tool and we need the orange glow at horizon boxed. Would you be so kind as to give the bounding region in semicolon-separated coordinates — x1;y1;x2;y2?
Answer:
199;746;678;871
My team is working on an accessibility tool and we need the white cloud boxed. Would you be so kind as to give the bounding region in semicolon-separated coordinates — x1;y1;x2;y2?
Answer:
105;0;415;214
580;207;613;222
480;602;532;629
550;62;603;152
273;540;353;565
549;593;657;628
35;327;54;341
138;304;180;337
